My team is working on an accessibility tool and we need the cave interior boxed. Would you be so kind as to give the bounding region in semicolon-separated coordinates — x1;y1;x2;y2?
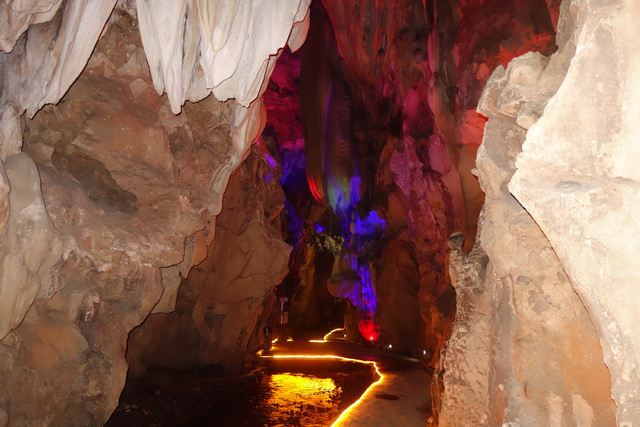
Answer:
0;0;638;425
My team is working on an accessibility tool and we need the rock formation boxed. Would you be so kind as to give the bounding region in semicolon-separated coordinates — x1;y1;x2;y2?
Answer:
312;0;558;364
509;1;640;422
0;0;639;425
437;49;616;424
0;0;308;424
126;144;290;376
437;0;637;425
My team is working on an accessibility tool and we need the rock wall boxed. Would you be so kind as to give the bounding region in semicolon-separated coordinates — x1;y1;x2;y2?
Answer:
2;0;637;424
287;237;343;339
509;0;640;422
438;0;637;424
0;1;309;424
126;145;290;376
318;0;558;364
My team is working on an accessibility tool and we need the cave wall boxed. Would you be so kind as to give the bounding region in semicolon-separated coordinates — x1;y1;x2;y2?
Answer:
438;49;615;424
126;144;290;376
438;0;637;424
318;0;558;363
317;0;635;424
0;1;309;424
509;0;640;422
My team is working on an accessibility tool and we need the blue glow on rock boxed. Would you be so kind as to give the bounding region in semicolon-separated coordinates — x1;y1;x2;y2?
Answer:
314;223;327;233
265;153;278;169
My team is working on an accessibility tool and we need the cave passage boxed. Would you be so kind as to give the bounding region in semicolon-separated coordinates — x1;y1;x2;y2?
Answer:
107;337;376;426
3;0;630;426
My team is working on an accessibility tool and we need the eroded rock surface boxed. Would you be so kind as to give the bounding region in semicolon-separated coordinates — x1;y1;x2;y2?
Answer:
0;0;117;159
1;0;638;424
437;1;619;424
0;1;308;424
314;0;558;365
126;145;290;376
0;153;71;340
509;0;640;422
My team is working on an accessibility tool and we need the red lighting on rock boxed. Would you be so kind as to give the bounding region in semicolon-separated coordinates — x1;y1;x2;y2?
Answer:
359;317;379;342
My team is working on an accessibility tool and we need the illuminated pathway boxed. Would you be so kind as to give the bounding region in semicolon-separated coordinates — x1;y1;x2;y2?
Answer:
260;333;432;426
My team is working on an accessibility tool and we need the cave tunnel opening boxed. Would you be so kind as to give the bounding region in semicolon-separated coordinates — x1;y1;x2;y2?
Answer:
261;0;561;365
261;0;426;354
8;0;631;425
114;0;562;422
260;0;522;361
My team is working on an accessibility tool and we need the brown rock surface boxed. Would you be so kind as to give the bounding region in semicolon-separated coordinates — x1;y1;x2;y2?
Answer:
0;2;302;423
127;145;290;376
0;0;117;159
1;0;637;424
0;153;72;340
436;3;618;424
510;0;640;422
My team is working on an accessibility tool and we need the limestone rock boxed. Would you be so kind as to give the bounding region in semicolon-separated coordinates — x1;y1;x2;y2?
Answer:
373;233;423;355
153;215;215;314
136;0;311;112
0;2;306;422
510;0;640;422
388;135;458;362
0;0;61;53
438;111;616;427
127;145;290;375
0;0;310;169
317;0;559;365
437;2;618;423
0;162;9;235
434;232;491;426
0;153;71;340
0;0;117;118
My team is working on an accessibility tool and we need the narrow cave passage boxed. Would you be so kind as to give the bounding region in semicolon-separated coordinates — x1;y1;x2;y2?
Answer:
113;0;560;424
1;0;630;425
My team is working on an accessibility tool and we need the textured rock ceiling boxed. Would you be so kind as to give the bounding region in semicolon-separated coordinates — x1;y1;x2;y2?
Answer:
0;0;309;341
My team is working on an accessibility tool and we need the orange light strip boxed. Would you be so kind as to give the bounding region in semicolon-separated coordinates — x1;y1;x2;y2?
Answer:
260;352;384;426
322;328;345;341
330;357;383;426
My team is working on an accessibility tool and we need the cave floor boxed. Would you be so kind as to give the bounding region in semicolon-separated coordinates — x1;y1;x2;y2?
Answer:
264;339;432;426
108;339;431;426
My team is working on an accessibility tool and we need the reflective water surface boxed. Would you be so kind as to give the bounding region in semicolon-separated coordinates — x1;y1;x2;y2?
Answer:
266;373;339;424
107;359;375;426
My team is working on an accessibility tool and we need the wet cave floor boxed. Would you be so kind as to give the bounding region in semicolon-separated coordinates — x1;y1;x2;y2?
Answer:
107;341;432;427
106;359;373;426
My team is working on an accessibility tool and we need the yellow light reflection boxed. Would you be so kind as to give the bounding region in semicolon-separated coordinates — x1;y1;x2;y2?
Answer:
308;339;326;343
323;328;345;341
330;360;383;427
269;373;337;409
260;353;384;427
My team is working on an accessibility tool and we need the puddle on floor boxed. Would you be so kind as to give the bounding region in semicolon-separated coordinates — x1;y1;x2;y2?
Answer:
107;359;376;426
